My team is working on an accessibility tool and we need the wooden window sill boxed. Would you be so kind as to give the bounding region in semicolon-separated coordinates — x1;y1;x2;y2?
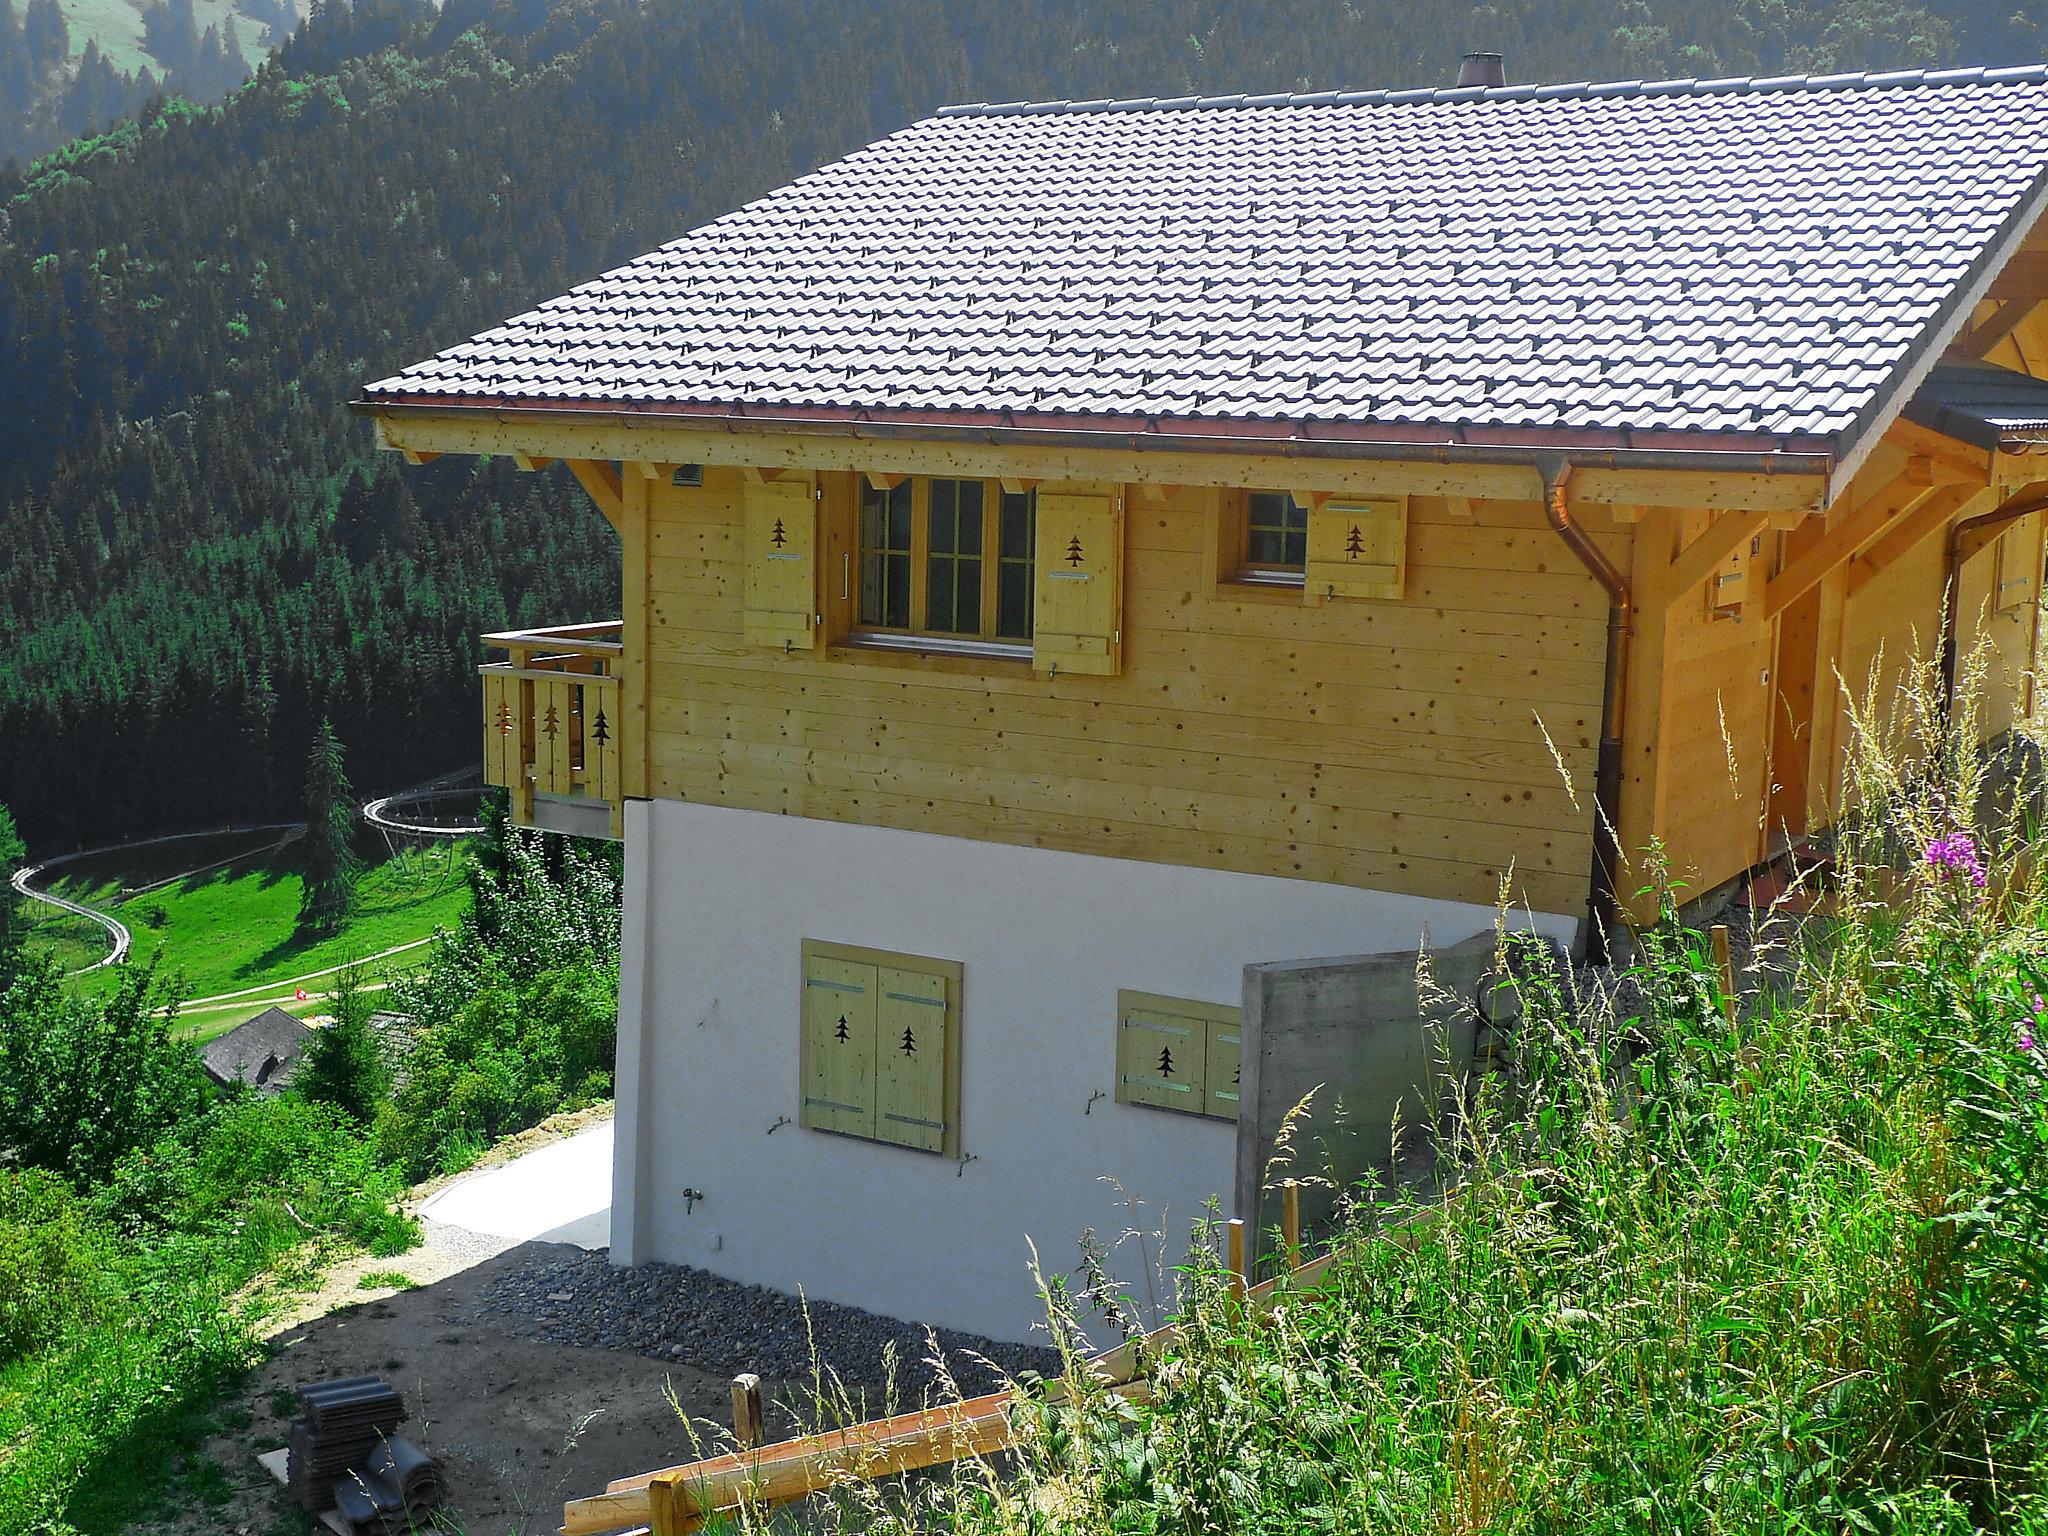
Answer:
831;631;1035;670
1217;570;1307;602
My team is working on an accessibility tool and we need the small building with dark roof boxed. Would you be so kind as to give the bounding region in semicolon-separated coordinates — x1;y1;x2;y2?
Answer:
199;1006;312;1094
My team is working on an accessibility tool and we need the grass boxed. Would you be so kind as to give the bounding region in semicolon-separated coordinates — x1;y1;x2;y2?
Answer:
25;837;472;1041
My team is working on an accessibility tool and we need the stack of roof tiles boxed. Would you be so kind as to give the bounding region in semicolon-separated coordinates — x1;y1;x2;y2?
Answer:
286;1376;441;1529
365;65;2048;464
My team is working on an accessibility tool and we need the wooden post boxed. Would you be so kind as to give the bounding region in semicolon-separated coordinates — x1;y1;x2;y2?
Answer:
1281;1181;1302;1272
1711;923;1736;1027
1226;1218;1247;1304
731;1374;765;1452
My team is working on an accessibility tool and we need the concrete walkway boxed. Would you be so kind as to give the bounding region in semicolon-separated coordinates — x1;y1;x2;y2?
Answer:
417;1117;614;1249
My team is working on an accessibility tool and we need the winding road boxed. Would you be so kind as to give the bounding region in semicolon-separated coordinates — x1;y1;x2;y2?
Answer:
13;820;305;976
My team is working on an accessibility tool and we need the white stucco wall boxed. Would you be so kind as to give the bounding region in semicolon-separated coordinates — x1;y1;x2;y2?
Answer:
611;798;1575;1344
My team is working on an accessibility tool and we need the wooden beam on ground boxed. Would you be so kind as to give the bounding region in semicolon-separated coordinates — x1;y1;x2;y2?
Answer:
1844;485;1973;597
1952;298;2043;360
730;1375;765;1452
1664;509;1770;610
1759;473;1949;623
566;1204;1446;1536
566;459;625;525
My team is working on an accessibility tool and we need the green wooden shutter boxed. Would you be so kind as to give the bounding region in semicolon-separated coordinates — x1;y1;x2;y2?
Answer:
874;966;949;1152
802;954;876;1137
1117;1000;1205;1112
1204;1016;1241;1121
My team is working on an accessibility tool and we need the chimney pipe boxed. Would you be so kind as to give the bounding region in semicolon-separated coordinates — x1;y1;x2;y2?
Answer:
1458;51;1506;88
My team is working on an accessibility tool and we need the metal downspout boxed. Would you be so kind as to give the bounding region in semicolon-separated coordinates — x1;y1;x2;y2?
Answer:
1540;460;1632;966
1941;487;2048;712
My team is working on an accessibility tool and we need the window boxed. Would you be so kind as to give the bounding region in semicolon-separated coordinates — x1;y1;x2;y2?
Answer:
800;941;961;1154
1220;491;1309;586
1114;991;1240;1121
857;478;1035;643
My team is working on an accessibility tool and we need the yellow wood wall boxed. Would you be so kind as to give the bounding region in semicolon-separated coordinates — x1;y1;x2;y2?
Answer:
629;468;1622;917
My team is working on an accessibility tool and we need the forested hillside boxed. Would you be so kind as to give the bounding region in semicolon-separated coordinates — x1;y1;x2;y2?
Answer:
0;0;287;169
2;0;2044;848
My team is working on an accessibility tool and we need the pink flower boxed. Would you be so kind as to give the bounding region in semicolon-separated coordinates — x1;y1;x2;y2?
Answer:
1925;830;1988;890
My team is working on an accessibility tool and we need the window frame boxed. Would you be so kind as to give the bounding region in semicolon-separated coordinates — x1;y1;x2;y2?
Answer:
799;939;963;1157
855;477;1036;647
1220;489;1310;589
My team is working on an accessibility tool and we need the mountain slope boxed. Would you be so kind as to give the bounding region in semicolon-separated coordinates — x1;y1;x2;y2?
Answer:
0;0;2043;847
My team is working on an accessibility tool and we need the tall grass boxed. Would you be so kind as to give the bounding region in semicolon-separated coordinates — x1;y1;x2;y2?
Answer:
740;640;2048;1535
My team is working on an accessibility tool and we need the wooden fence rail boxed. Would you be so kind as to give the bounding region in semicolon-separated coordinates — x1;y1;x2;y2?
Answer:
565;1185;1439;1536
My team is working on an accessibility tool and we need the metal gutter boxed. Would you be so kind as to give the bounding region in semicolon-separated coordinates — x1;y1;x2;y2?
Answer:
351;397;1835;480
1538;457;1631;966
1941;486;2048;710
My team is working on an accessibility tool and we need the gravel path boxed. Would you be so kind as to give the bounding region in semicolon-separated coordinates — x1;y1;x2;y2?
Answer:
479;1246;1062;1397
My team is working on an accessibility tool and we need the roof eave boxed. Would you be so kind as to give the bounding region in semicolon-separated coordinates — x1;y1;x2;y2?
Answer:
351;394;1836;481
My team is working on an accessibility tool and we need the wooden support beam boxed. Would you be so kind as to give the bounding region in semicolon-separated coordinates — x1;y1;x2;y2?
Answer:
1227;1217;1248;1303
1844;485;1973;598
1281;1180;1303;1271
566;459;625;524
1711;924;1735;1027
864;471;907;491
1883;420;1992;483
399;448;439;466
1760;474;1942;622
999;477;1042;495
1665;509;1770;611
511;452;554;472
1952;298;2042;360
744;466;788;484
636;460;672;481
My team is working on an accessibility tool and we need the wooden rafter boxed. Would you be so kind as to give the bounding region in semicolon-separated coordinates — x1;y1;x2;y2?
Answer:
1882;421;1992;483
511;452;555;472
1758;471;1952;622
1843;484;1974;598
1952;298;2043;360
399;448;439;466
566;458;625;524
864;471;907;491
1663;509;1770;611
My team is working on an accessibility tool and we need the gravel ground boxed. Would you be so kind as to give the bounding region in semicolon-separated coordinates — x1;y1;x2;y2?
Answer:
479;1246;1062;1397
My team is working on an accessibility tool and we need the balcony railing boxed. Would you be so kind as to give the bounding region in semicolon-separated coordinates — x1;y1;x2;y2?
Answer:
480;622;625;840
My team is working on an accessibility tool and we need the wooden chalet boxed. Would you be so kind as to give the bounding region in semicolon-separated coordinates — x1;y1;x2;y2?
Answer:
359;61;2048;1343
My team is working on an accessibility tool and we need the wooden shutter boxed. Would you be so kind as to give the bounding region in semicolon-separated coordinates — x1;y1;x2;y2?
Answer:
1995;518;2042;615
1304;497;1406;602
1204;1015;1241;1121
742;476;819;650
874;966;949;1152
1116;998;1205;1112
801;954;876;1137
1033;488;1123;675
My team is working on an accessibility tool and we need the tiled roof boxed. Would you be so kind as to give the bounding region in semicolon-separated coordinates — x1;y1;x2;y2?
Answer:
364;65;2048;462
199;1005;311;1092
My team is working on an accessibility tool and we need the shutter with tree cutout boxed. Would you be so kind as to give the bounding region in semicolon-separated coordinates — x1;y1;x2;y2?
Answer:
742;475;819;649
1304;497;1406;602
1032;488;1123;675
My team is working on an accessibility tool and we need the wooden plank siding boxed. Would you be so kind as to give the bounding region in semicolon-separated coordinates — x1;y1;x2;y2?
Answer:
630;466;1616;915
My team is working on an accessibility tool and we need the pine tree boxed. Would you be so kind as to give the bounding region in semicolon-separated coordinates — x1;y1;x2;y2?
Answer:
0;800;25;982
297;718;359;936
299;958;387;1118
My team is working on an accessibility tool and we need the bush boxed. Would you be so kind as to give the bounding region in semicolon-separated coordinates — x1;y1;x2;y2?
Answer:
376;828;618;1177
0;954;208;1184
0;1169;115;1362
299;961;389;1120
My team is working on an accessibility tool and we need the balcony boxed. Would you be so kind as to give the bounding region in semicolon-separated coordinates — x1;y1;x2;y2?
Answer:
480;622;625;840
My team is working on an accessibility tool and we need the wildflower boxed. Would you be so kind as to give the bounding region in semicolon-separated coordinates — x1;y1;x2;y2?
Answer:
1924;829;1988;890
2023;1025;2037;1054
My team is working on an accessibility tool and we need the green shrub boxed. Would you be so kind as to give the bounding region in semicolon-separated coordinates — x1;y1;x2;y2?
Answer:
0;1169;115;1362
